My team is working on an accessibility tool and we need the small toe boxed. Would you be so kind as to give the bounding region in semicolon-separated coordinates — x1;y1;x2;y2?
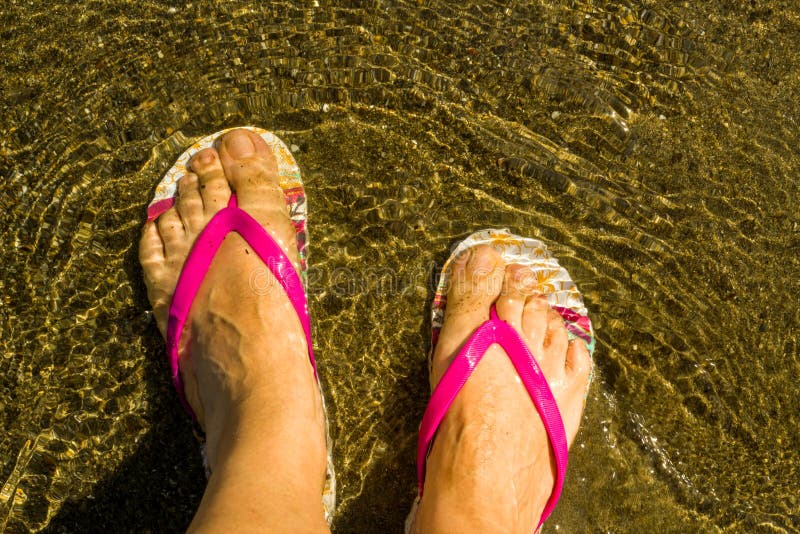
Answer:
139;221;165;266
565;338;592;380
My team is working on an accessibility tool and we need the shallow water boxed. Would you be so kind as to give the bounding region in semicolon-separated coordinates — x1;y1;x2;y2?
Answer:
1;0;799;532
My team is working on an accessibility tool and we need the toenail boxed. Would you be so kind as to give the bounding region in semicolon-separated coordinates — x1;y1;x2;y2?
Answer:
517;272;537;292
197;150;215;165
223;132;256;158
468;250;497;275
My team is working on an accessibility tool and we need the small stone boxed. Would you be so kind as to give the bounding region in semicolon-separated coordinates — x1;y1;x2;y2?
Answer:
659;114;666;120
322;103;330;112
551;111;561;119
290;144;300;153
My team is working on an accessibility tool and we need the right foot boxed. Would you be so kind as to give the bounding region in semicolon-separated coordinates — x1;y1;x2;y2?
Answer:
413;246;592;533
138;129;329;531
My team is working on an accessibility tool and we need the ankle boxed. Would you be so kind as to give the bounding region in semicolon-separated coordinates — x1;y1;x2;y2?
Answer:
190;409;329;533
201;368;327;464
204;388;327;470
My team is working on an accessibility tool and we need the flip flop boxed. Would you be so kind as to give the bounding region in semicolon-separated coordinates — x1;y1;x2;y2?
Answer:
406;229;595;533
146;126;335;523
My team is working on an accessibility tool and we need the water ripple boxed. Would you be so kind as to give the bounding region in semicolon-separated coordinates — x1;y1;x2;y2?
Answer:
1;0;798;531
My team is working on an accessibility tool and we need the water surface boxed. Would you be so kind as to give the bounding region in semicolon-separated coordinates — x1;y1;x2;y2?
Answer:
1;1;798;532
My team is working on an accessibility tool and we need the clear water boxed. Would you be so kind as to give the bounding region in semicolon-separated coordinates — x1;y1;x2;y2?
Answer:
1;0;798;531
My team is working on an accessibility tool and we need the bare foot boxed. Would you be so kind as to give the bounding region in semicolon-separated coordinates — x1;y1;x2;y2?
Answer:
139;129;328;532
413;245;592;533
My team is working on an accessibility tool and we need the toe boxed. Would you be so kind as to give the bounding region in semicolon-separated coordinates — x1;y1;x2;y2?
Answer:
445;245;504;309
565;339;592;381
521;294;550;355
217;129;287;223
176;173;204;233
432;245;504;385
562;339;592;441
156;207;186;254
139;221;170;335
542;308;569;369
496;264;536;334
139;221;165;267
189;147;231;212
216;128;278;174
216;129;298;261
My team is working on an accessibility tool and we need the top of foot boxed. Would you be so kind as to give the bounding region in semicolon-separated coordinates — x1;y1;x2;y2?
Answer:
414;245;592;533
138;129;325;467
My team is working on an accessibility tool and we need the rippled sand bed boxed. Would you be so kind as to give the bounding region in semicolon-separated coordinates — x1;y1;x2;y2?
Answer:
1;1;798;532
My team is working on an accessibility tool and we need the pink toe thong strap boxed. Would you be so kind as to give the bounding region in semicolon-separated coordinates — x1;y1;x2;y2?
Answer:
416;306;568;531
165;195;316;418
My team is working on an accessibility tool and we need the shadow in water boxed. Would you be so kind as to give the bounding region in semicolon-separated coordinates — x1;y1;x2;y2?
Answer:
330;242;449;533
43;399;205;533
43;240;207;533
331;356;428;534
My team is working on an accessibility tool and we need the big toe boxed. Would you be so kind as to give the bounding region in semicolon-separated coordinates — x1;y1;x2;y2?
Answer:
216;129;297;259
218;129;286;217
431;245;504;386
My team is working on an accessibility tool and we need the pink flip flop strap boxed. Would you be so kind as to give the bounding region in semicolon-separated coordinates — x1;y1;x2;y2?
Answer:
165;195;316;418
416;306;568;531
